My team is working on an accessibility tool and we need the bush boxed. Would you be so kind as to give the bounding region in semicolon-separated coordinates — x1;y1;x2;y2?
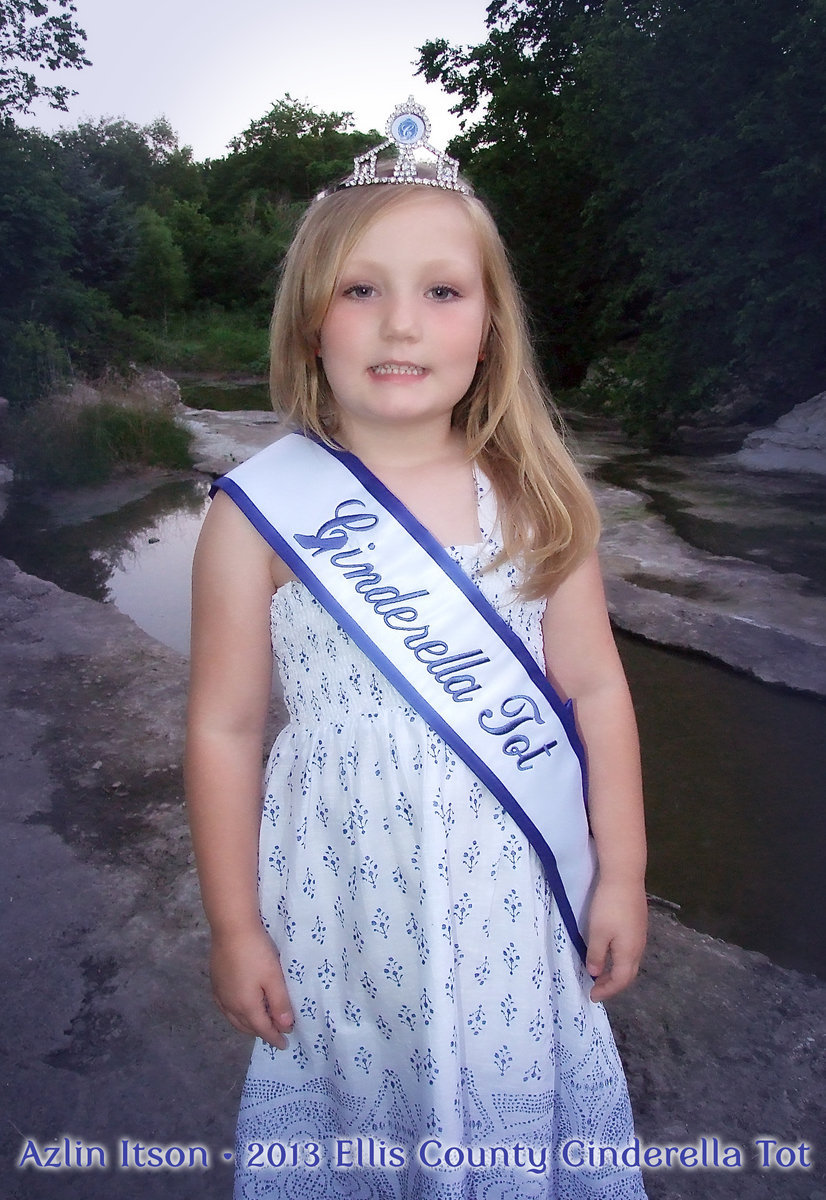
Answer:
0;322;72;407
11;399;193;486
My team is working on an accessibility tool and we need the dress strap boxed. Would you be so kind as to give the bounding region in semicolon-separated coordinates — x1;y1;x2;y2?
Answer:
473;463;499;548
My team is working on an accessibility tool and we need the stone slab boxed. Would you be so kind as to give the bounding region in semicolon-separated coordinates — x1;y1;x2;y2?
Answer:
733;392;826;476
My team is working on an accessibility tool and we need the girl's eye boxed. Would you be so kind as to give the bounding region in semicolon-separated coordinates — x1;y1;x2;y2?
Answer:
343;284;375;299
428;285;460;301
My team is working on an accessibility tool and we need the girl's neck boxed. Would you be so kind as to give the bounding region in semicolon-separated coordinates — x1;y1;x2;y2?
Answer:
334;416;468;473
331;415;480;546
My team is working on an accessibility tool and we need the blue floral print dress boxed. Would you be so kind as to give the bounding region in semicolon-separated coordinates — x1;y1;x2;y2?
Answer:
234;474;646;1199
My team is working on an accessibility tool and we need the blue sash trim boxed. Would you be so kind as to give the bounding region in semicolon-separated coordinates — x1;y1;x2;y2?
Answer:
211;440;593;965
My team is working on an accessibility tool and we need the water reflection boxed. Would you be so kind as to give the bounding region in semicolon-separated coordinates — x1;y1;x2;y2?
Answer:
178;379;270;412
594;452;826;595
0;477;209;652
618;633;826;978
104;488;210;655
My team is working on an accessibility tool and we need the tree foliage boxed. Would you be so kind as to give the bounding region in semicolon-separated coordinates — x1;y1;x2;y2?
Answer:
127;206;188;320
57;116;201;205
0;97;378;405
0;122;77;399
419;0;826;441
206;95;378;219
0;0;89;114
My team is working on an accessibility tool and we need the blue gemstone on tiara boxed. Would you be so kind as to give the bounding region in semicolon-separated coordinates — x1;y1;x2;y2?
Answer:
391;113;426;146
333;97;470;195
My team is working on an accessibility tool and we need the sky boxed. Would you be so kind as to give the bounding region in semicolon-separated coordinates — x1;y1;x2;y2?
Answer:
20;0;491;161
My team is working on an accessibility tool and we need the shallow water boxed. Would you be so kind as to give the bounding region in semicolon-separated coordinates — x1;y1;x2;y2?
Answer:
0;476;209;655
1;464;824;978
618;632;826;977
593;448;826;596
179;378;270;413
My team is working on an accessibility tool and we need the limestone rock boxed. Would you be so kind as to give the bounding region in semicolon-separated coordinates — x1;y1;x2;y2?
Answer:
124;366;182;410
734;391;826;475
176;406;283;475
51;368;182;413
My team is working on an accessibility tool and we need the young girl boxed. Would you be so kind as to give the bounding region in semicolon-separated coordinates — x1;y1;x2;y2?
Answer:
186;101;648;1199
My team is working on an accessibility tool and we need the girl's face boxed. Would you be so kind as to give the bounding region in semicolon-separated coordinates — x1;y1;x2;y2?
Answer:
318;191;488;443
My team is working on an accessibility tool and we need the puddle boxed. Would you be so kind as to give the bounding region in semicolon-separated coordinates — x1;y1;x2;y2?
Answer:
0;476;209;655
178;378;270;412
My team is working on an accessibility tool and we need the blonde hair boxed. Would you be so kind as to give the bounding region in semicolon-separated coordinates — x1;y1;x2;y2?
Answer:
269;183;600;599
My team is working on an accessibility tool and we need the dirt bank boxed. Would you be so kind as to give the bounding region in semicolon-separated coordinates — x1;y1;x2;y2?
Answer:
1;555;823;1199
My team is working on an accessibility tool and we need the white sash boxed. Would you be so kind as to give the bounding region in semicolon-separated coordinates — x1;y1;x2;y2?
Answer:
213;433;596;963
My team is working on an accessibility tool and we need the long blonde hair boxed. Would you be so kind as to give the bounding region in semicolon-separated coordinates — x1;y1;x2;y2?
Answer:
269;183;600;599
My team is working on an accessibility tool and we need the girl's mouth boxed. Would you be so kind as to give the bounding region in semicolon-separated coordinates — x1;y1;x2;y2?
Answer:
370;363;426;377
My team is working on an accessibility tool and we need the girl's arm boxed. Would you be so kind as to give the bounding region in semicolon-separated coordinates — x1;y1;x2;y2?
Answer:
541;550;648;1002
185;490;294;1047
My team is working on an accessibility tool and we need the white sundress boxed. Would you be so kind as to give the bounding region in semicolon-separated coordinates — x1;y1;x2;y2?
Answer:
234;474;646;1200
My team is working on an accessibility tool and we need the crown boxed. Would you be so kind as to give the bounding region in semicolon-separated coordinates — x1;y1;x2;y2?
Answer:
336;97;471;194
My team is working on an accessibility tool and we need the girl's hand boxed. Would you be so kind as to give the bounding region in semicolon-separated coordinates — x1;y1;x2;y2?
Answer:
209;926;294;1049
586;878;648;1002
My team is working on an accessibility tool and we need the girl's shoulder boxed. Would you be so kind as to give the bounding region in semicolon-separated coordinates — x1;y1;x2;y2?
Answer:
194;490;288;593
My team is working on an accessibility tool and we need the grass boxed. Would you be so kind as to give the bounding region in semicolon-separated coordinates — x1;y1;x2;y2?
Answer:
143;309;270;375
12;400;194;487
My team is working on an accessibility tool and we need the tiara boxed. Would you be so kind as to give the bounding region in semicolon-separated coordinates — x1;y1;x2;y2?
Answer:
336;97;471;194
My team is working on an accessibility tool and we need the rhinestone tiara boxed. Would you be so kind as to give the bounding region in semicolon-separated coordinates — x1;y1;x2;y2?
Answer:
335;97;471;195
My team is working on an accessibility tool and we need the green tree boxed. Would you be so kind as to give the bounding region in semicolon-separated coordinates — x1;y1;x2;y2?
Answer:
0;97;389;404
57;116;201;207
0;121;74;312
566;0;826;435
57;141;139;294
205;95;378;220
0;121;75;400
194;97;379;310
127;205;188;321
420;0;826;441
0;0;89;114
0;121;144;401
419;2;633;386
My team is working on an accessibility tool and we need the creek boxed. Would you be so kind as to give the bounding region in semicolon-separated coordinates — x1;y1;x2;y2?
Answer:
2;387;824;979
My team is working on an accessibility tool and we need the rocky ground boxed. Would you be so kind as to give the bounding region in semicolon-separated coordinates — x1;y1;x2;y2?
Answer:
2;392;825;1197
734;391;826;477
180;404;281;476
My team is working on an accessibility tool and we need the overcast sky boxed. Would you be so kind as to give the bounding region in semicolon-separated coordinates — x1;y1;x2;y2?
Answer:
20;0;490;160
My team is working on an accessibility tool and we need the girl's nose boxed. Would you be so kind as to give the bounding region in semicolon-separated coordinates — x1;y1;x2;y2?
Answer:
380;296;420;340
